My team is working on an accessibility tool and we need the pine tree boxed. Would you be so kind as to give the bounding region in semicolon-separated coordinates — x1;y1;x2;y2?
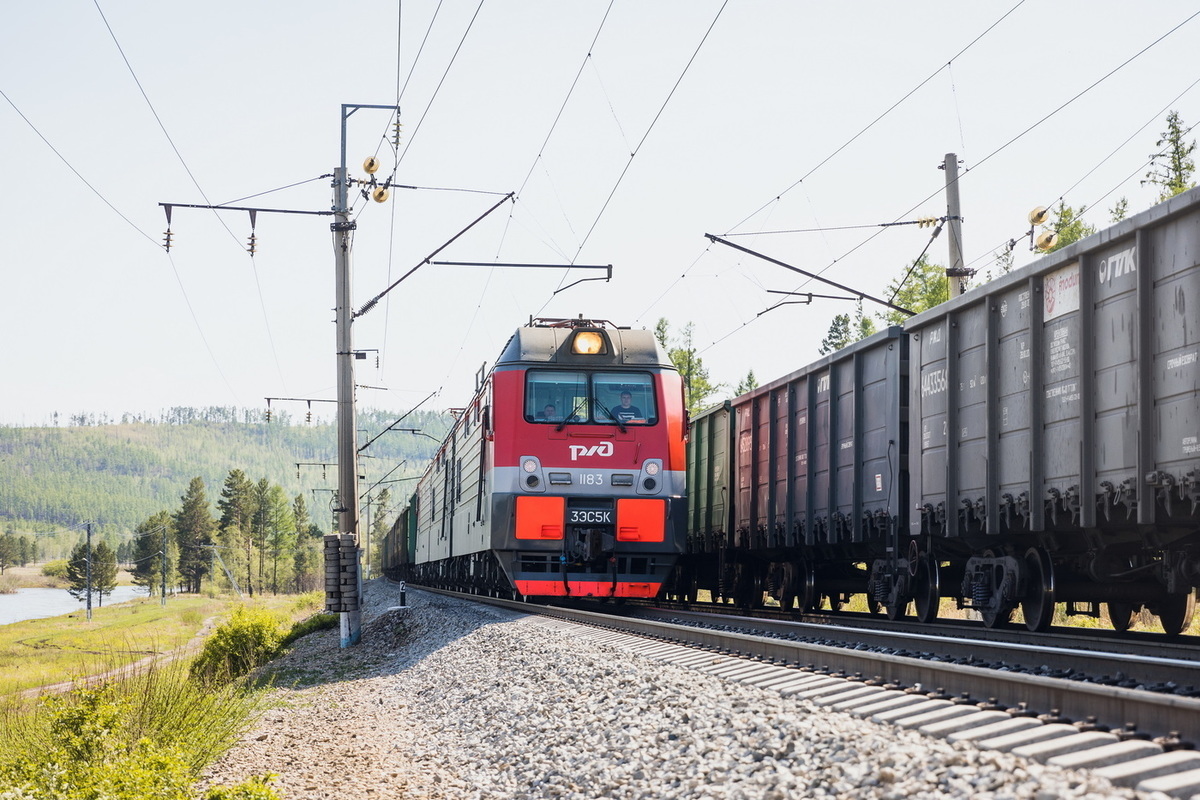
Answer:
66;541;92;604
655;319;721;415
1110;197;1129;223
91;541;118;606
261;483;295;594
734;369;759;396
1143;110;1196;203
173;477;216;594
0;534;16;574
819;314;852;355
217;469;256;597
131;511;174;597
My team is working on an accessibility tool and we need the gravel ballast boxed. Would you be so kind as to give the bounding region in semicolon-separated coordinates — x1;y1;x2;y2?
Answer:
202;581;1151;799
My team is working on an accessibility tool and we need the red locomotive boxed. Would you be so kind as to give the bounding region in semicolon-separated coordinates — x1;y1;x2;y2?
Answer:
382;318;687;599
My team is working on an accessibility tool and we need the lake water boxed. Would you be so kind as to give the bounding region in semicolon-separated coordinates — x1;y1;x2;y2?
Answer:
0;586;150;626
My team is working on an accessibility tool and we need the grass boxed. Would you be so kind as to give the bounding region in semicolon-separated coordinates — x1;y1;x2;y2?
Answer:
0;591;323;698
0;643;282;799
0;596;227;697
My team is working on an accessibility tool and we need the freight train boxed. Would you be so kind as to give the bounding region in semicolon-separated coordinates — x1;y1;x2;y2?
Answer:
679;186;1200;634
380;317;688;599
383;187;1200;635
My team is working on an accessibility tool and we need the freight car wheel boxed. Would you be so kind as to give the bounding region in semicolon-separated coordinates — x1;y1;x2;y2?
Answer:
1020;547;1056;632
732;564;763;609
798;560;819;612
1107;602;1136;633
913;556;940;623
1154;591;1196;637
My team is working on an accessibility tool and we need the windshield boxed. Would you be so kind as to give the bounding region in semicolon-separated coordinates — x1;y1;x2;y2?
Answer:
525;370;657;425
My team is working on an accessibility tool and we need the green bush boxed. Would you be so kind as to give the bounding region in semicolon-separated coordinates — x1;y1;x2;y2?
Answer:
0;677;280;800
41;560;68;579
202;774;281;800
190;606;287;686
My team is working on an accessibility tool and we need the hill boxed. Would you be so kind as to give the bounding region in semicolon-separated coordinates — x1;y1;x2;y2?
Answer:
0;406;447;555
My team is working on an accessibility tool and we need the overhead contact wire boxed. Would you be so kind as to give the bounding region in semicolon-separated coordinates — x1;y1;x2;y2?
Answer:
636;1;1027;330
702;11;1200;359
569;0;729;265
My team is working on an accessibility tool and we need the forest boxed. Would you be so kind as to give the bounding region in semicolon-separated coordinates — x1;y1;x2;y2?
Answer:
0;406;448;569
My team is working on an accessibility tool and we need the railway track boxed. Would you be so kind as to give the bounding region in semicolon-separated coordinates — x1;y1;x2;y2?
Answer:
422;587;1200;759
613;602;1200;690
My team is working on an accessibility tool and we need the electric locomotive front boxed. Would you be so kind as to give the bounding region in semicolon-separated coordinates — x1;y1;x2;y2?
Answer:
490;318;687;599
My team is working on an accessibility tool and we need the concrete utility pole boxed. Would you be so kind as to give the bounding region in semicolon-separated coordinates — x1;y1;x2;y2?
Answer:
161;526;167;606
331;157;361;648
331;103;396;648
85;522;93;621
943;153;968;298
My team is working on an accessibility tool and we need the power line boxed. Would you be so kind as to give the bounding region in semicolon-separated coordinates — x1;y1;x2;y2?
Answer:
0;87;159;249
725;0;1028;233
635;1;1030;331
769;9;1200;310
567;0;729;266
960;73;1200;275
515;1;617;201
92;0;289;394
395;0;487;169
532;0;730;321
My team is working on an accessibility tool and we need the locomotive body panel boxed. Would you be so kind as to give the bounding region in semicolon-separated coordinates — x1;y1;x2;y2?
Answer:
385;319;686;600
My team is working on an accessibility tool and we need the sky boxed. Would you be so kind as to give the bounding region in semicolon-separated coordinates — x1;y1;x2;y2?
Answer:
2;1;1198;427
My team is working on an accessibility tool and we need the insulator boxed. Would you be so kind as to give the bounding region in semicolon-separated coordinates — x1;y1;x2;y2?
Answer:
163;229;174;251
246;233;257;256
306;410;312;424
363;156;380;174
392;121;404;148
265;409;272;423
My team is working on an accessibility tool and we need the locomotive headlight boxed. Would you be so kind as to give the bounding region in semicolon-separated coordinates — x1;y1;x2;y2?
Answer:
571;330;605;355
522;459;538;473
644;462;660;476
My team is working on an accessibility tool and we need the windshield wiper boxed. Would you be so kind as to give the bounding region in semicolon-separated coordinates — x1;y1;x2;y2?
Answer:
593;397;626;433
556;398;588;432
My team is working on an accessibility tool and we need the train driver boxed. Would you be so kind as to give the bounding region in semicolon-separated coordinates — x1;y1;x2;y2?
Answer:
614;391;643;422
538;404;560;421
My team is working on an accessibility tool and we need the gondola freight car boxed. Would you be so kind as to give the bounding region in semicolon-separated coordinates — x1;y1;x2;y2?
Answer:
382;317;688;599
679;186;1200;634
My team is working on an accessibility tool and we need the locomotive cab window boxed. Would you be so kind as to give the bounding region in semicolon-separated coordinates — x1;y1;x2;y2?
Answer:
525;370;656;426
593;372;656;425
526;370;589;423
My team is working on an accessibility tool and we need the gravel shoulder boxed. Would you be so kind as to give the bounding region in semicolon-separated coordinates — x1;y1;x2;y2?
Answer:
202;581;1147;799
